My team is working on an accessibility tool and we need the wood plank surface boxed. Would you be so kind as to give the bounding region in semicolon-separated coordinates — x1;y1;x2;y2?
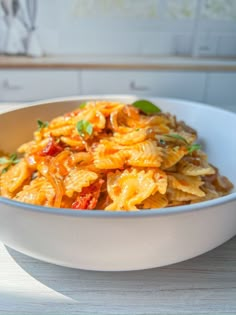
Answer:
0;238;236;315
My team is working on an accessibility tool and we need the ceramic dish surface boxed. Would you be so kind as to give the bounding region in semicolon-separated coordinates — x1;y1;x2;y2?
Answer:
0;95;235;271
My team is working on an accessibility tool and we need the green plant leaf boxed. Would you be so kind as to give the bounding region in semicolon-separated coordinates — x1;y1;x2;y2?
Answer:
132;100;161;114
76;120;93;136
79;102;87;108
165;134;201;154
0;153;20;174
165;134;188;144
37;119;49;130
0;157;9;164
187;143;201;154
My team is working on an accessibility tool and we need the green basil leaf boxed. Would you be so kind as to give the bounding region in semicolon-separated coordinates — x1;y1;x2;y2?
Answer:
79;102;87;108
0;153;20;166
37;119;48;130
188;143;201;154
76;120;93;136
0;157;10;164
165;134;188;144
1;167;9;174
132;100;161;114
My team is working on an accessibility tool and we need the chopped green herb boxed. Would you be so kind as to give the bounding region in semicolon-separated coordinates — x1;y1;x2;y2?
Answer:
0;153;20;174
76;120;93;137
132;100;161;115
135;128;140;131
0;157;10;164
1;167;9;174
165;134;201;154
37;119;49;130
0;153;19;165
165;134;188;144
187;143;201;154
79;102;87;109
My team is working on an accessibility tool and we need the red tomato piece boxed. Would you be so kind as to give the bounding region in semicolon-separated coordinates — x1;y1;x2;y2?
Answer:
39;138;63;156
72;179;104;210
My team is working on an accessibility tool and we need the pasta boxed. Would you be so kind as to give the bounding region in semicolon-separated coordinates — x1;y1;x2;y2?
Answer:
0;100;234;211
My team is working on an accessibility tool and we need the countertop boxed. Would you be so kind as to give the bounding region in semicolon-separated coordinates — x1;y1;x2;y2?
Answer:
1;55;236;71
1;239;236;315
0;103;236;315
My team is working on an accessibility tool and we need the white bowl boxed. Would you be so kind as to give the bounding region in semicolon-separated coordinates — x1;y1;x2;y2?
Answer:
0;95;236;271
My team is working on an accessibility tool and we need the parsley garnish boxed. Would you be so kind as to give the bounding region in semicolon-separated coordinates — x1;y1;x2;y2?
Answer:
37;119;49;130
132;100;161;115
165;134;188;144
165;134;201;154
76;120;93;137
188;143;201;154
79;102;87;109
0;153;20;174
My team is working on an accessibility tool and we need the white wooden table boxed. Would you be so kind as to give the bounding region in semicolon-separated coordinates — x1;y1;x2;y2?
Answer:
0;238;236;315
0;103;236;315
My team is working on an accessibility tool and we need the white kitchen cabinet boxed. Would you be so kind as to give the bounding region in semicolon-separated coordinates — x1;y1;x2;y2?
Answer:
206;73;236;111
81;70;207;102
0;70;80;102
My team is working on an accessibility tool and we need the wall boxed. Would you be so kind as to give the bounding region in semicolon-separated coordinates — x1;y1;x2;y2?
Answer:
1;0;236;57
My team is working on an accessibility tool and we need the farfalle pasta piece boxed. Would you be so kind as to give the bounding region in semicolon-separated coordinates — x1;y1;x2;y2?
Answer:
167;187;200;202
161;146;187;170
64;169;98;197
93;142;128;169
106;168;157;211
168;173;205;197
141;192;168;209
14;176;55;206
1;159;32;195
177;158;215;176
127;140;163;168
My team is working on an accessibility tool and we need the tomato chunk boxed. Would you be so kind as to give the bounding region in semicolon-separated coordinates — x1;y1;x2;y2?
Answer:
39;138;63;156
72;179;104;210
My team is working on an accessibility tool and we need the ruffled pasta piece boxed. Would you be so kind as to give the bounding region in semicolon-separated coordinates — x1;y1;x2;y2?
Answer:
127;140;163;168
190;183;220;204
46;125;74;137
60;136;85;149
17;141;35;154
113;128;150;145
1;159;32;195
105;168;157;211
14;176;55;206
85;101;125;117
73;108;106;131
141;192;168;209
161;146;187;170
167;187;200;202
177;158;215;176
153;169;168;194
168;173;205;197
64;169;98;197
176;121;197;144
109;106;140;131
93;141;128;169
72;152;93;165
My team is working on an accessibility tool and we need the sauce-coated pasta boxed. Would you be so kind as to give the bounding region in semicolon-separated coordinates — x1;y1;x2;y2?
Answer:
0;100;233;211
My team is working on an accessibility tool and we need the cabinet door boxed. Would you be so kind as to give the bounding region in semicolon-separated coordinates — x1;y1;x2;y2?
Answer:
81;70;206;102
206;73;236;112
0;70;80;102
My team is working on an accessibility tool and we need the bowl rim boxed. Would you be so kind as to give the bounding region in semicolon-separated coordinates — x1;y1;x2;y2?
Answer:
0;95;236;218
0;194;235;218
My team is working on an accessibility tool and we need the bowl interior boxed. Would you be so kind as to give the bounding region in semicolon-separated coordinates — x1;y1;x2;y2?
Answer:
0;96;235;193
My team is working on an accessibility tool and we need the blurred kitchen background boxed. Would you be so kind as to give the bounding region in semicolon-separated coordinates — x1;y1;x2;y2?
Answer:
0;0;236;111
